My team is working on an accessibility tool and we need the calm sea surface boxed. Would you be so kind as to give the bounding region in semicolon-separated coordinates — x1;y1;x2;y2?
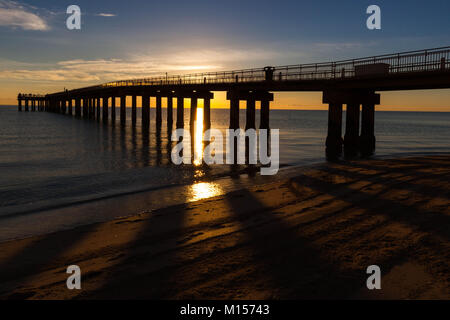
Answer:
0;106;449;239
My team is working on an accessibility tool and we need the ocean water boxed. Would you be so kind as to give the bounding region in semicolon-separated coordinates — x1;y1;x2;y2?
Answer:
0;106;449;239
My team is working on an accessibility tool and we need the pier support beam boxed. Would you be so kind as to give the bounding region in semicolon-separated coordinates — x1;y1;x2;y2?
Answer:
167;95;173;128
32;100;36;112
226;91;240;165
260;99;270;129
227;91;272;130
142;94;150;128
323;90;380;159
75;98;81;117
91;98;94;118
227;92;240;129
102;96;108;122
120;95;126;125
176;96;184;128
83;98;88;118
91;98;95;118
131;95;137;125
96;98;101;119
86;98;90;117
89;98;93;117
156;95;162;129
344;103;360;157
25;100;29;112
360;103;376;156
190;97;197;129
204;97;211;131
230;97;239;129
111;96;116;122
246;98;256;130
60;100;65;114
326;103;343;159
68;99;72;115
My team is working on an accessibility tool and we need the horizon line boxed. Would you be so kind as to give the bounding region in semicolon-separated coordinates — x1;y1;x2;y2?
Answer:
2;105;450;112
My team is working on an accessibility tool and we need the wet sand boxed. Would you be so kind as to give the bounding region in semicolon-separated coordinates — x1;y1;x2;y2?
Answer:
0;155;449;299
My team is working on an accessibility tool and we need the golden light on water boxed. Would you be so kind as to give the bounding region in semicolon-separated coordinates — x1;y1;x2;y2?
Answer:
193;107;204;166
188;182;223;202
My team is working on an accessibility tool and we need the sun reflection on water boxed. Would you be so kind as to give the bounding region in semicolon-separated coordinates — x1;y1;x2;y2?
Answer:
188;181;224;202
187;107;222;202
193;107;204;166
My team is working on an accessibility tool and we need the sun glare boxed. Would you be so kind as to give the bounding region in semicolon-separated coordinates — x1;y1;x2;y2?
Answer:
193;107;204;166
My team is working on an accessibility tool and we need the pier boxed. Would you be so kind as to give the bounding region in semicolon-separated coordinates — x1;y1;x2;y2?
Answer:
18;46;450;158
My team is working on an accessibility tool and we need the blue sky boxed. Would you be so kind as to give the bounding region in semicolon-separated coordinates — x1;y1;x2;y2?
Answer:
0;0;449;108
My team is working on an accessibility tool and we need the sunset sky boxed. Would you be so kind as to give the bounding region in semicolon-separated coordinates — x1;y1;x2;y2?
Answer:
0;0;449;110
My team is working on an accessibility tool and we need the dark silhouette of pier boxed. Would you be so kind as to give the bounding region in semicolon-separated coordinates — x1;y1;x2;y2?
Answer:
18;46;450;158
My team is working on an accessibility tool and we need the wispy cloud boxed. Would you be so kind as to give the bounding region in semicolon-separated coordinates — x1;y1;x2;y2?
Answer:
0;54;222;84
0;46;305;85
95;13;117;17
0;0;49;31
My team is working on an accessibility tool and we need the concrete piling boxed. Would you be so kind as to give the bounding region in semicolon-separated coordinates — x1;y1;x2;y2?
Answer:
156;95;162;129
167;95;173;128
344;103;360;157
142;94;150;128
111;96;116;121
102;96;108;122
360;103;376;156
131;95;137;125
120;95;126;124
176;96;184;129
204;97;211;131
190;97;197;129
96;98;101;119
245;98;256;130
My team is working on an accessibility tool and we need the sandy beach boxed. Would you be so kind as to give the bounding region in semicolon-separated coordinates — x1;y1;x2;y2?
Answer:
0;155;449;300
